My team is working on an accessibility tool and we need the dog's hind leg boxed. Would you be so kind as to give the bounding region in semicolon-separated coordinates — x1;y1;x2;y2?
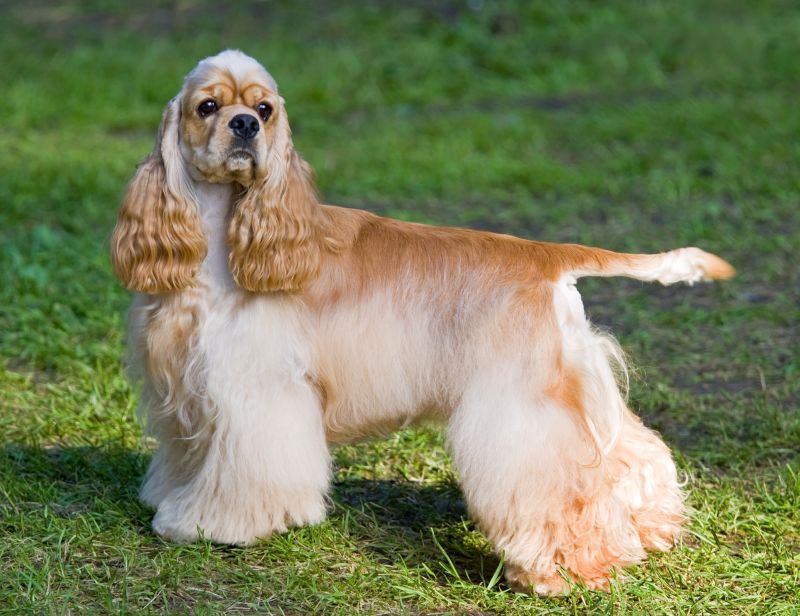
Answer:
447;282;684;594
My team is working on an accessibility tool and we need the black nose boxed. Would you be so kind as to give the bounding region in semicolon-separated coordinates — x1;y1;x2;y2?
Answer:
228;114;260;140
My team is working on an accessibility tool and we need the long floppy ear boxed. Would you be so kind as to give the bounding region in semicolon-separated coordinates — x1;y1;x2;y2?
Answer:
110;97;206;293
228;101;321;292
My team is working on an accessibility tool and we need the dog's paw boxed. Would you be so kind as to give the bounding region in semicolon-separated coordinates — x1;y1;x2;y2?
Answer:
504;563;571;596
504;562;620;595
150;489;328;545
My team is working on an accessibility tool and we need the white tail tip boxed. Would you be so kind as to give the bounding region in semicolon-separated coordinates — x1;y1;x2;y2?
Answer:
654;247;735;285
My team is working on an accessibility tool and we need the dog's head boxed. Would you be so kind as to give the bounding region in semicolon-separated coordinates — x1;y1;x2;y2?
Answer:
180;50;280;186
111;50;320;294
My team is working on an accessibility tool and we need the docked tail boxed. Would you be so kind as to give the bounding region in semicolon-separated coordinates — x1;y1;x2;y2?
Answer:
551;244;735;285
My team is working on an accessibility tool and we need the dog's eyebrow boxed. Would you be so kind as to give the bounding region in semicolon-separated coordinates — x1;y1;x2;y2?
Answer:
239;83;273;102
189;66;238;96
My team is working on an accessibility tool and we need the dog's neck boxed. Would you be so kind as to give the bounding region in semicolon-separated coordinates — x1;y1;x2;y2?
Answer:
194;180;237;292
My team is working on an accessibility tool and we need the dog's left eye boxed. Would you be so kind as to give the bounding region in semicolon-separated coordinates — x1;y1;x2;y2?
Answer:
257;102;273;122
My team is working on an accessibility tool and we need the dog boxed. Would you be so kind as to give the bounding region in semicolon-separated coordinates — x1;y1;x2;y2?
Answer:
111;50;734;594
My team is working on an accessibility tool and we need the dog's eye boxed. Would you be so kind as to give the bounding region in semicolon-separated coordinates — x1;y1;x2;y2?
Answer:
256;102;273;122
197;100;218;117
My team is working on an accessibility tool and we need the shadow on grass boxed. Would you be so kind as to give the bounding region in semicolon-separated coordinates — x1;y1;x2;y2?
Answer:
331;477;502;586
2;442;500;584
1;442;152;529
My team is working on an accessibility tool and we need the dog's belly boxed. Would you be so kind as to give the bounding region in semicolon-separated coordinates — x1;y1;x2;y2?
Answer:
312;293;457;443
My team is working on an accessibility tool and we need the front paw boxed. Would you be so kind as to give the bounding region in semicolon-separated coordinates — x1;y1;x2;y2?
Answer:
152;508;212;544
150;489;328;545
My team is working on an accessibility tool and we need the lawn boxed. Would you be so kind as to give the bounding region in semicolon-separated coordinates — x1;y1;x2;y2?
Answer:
1;1;798;613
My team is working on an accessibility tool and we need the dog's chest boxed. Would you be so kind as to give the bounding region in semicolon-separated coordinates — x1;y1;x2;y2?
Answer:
140;181;317;403
194;181;237;293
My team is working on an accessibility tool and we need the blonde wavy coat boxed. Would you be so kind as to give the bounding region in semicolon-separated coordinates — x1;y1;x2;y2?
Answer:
111;50;733;594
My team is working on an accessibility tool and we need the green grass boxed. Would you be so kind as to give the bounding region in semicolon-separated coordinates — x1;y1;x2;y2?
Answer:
1;1;798;613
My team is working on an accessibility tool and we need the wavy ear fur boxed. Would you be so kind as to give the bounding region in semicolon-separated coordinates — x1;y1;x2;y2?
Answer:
228;104;321;293
111;97;206;293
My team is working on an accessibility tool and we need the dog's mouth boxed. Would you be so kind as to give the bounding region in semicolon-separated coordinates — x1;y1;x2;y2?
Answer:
227;149;255;162
224;148;257;174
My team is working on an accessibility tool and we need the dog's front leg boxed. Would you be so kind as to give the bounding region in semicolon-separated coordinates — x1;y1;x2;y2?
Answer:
149;299;331;545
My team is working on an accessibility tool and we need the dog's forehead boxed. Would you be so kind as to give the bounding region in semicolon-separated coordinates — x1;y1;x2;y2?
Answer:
186;50;277;94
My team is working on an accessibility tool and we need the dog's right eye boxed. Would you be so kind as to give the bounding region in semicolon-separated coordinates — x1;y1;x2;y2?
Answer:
197;100;218;117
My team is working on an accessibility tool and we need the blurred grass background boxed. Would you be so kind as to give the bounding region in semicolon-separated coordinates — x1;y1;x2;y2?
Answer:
0;1;798;613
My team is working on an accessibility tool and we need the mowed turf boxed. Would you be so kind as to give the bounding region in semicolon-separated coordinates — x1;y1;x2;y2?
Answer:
1;1;798;614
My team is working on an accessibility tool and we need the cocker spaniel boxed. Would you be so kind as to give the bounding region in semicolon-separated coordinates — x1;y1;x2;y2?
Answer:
111;50;734;594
